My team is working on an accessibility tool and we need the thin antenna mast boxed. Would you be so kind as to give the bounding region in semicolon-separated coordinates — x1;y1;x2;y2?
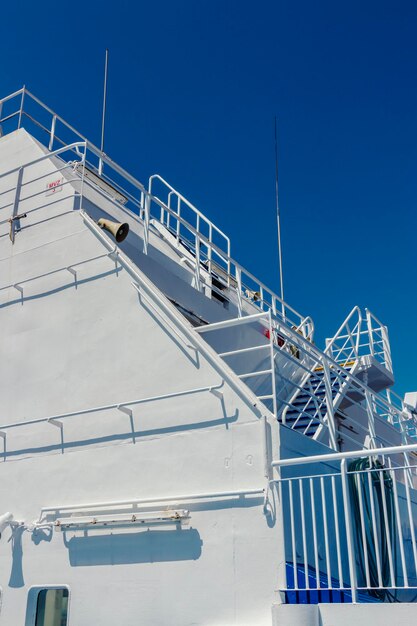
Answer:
99;49;109;175
274;116;285;318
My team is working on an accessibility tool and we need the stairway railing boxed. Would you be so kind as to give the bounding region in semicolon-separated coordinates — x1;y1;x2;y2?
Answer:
0;87;314;342
325;306;392;372
197;311;415;451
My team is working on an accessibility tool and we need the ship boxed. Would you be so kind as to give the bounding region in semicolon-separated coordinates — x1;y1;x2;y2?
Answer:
0;87;417;625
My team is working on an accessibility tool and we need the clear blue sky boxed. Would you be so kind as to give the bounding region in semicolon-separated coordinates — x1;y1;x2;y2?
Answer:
1;1;416;394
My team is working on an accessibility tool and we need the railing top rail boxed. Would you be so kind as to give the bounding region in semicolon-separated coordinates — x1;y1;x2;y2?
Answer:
208;306;406;433
149;174;230;244
0;88;312;331
1;88;148;195
365;307;387;330
324;305;362;354
272;442;417;468
0;87;25;107
0;141;87;180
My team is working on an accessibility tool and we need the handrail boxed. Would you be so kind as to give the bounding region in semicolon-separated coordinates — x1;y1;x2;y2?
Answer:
272;441;417;468
0;87;314;338
0;382;224;432
324;305;391;371
324;305;362;357
274;444;417;602
0;141;86;180
149;174;230;248
81;210;272;417
198;308;413;448
38;487;265;522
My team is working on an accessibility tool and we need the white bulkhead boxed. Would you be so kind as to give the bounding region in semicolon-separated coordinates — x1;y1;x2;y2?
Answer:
0;128;283;625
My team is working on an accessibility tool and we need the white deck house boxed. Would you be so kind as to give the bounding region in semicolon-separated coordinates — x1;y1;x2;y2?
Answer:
0;88;416;625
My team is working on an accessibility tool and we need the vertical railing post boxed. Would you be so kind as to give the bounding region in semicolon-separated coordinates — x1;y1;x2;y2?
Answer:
176;197;181;242
49;115;57;151
275;466;288;595
363;372;377;448
268;310;278;418
340;458;358;602
365;309;374;357
236;267;242;317
226;239;231;287
10;166;24;244
322;360;338;450
207;223;213;278
139;190;145;220
143;193;150;255
381;324;392;372
78;144;87;211
194;227;201;292
167;192;174;229
17;87;25;129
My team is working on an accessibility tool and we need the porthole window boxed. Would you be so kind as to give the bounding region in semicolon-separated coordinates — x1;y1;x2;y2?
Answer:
33;588;69;626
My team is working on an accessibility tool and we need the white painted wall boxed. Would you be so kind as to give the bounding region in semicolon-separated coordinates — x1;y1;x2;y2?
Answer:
0;129;284;625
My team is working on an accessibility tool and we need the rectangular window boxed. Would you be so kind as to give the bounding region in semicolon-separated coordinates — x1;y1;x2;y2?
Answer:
34;588;68;626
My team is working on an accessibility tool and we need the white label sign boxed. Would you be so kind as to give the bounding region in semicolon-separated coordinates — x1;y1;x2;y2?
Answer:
46;177;64;196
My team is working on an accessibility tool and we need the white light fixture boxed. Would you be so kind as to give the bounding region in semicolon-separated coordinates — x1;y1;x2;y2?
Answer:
54;509;190;531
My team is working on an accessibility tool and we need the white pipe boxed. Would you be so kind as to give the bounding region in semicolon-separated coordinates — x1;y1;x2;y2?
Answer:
272;442;417;468
38;488;265;521
195;311;267;333
0;382;224;432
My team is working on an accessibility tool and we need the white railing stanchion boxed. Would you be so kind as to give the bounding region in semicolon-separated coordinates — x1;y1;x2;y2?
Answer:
364;387;377;449
381;324;392;372
322;360;338;450
365;309;374;357
49;115;57;151
236;267;242;317
194;232;201;292
17;87;25;129
143;193;150;254
275;468;288;594
268;310;278;419
340;459;357;602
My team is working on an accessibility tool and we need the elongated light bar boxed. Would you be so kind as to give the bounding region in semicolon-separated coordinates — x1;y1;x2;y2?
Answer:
54;509;190;531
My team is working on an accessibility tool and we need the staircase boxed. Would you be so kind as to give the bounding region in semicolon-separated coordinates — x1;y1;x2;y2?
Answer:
282;366;353;438
281;306;394;443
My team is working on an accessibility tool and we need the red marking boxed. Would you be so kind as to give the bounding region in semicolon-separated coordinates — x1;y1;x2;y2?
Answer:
47;179;62;193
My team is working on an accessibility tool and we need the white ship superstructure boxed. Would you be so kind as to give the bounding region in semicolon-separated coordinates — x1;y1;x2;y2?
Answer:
0;88;417;625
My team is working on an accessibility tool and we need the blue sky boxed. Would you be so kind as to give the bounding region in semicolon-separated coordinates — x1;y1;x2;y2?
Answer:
1;1;416;394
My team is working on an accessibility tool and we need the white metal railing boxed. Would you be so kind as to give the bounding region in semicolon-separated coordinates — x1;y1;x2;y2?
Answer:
149;174;231;283
0;381;225;458
272;444;417;603
0;141;87;242
325;306;392;373
0;87;314;340
197;311;416;451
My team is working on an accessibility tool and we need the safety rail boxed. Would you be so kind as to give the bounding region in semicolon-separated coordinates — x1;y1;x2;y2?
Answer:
149;174;231;282
272;444;417;603
0;381;225;459
0;141;87;242
0;87;314;339
196;311;416;451
325;306;392;373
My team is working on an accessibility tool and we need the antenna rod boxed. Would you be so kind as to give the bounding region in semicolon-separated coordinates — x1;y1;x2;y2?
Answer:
274;116;285;318
99;49;109;175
